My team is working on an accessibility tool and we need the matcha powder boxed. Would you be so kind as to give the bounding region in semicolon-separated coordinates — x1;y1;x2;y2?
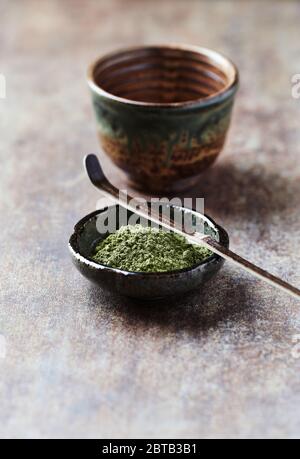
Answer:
92;224;212;273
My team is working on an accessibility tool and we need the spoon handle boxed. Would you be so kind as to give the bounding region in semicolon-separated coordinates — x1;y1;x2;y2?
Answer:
84;154;300;301
200;236;300;300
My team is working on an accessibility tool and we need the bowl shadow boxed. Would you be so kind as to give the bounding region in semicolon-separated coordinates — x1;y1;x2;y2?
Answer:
87;271;257;337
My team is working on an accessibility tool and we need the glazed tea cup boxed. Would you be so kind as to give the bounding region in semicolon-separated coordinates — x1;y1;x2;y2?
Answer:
87;44;238;193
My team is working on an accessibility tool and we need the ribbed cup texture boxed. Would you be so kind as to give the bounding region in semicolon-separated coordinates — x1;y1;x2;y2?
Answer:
93;46;232;104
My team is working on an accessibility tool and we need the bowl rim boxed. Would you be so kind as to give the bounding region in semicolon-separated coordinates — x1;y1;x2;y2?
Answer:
87;43;239;109
68;205;229;278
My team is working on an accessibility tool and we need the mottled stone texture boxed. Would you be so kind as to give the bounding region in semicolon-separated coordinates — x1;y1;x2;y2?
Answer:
0;0;300;439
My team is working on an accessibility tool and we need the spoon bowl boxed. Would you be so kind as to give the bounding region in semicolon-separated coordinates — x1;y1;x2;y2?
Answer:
68;204;229;299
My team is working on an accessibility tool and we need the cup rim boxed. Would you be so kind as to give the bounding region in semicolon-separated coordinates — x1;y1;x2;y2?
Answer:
87;43;239;109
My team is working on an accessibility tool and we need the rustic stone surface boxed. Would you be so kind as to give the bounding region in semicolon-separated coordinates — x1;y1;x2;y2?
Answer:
0;0;300;439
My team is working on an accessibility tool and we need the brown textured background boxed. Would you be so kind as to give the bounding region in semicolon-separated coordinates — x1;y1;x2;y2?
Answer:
0;0;300;439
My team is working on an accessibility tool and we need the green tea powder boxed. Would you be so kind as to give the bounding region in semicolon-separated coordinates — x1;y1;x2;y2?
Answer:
92;224;212;273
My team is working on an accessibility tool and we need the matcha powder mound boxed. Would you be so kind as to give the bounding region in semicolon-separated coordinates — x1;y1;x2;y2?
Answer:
92;224;212;273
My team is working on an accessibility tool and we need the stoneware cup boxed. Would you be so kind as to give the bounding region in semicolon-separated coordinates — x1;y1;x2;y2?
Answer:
87;44;238;193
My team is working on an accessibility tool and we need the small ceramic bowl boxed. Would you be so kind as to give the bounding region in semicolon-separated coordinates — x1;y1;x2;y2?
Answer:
87;44;238;193
68;204;229;300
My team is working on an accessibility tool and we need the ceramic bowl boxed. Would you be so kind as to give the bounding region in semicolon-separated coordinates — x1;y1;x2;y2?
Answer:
68;204;229;300
87;44;238;193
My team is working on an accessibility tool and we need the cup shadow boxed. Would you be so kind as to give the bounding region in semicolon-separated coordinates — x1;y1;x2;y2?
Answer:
179;160;300;222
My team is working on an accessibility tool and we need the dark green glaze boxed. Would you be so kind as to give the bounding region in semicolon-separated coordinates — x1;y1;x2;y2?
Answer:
89;83;237;193
92;93;234;165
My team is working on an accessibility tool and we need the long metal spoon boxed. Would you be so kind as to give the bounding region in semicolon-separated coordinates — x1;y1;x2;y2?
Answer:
84;153;300;300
